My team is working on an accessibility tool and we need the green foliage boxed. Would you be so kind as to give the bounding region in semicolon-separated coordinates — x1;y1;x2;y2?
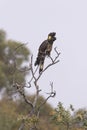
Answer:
0;99;19;130
18;114;39;129
0;29;6;43
51;102;74;130
0;29;30;91
51;102;87;130
73;108;87;129
0;96;87;130
0;96;58;130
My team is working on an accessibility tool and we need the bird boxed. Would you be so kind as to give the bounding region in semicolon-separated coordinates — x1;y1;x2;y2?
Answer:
34;32;56;73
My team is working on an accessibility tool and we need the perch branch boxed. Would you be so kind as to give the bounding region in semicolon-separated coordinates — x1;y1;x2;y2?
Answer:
35;48;60;82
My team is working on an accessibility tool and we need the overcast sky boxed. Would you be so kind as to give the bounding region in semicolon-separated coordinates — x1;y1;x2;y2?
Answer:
0;0;87;109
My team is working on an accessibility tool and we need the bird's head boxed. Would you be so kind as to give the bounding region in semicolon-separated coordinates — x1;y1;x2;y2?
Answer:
48;32;56;41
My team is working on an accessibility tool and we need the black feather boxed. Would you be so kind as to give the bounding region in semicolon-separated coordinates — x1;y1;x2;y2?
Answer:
34;32;56;73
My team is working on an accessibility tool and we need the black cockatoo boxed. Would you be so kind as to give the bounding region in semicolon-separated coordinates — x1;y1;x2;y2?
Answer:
34;32;56;73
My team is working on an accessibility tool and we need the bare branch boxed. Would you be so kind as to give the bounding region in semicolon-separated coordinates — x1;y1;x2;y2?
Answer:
35;48;60;82
16;67;31;72
13;83;33;108
30;55;37;81
37;82;56;112
54;47;61;62
18;120;25;130
33;86;41;108
24;47;60;91
29;55;41;109
28;66;38;85
14;44;60;130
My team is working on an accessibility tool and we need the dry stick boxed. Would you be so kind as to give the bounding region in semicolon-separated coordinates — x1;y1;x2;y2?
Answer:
37;83;56;114
54;47;61;62
18;120;25;130
15;83;33;108
16;67;31;73
33;85;40;108
28;65;38;85
42;48;60;72
28;55;40;114
30;59;39;111
30;55;36;81
30;56;41;108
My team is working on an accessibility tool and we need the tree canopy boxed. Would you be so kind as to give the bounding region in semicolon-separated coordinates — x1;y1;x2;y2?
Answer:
0;29;30;91
0;95;58;130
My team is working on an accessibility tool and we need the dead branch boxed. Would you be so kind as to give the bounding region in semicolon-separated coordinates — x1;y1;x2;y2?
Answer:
16;67;31;72
30;55;37;81
27;48;60;88
14;45;60;130
18;120;25;130
13;83;33;108
37;82;56;112
26;48;60;112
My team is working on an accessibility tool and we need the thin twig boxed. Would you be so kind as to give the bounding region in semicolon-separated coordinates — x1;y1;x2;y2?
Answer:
30;55;36;81
14;42;28;52
28;66;38;85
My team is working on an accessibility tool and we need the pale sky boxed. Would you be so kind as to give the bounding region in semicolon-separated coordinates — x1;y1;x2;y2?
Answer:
0;0;87;109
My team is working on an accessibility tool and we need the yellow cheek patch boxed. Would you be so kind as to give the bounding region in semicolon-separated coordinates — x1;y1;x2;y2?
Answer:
48;36;52;40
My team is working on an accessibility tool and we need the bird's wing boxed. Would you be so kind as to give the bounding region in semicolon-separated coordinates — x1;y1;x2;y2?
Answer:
39;40;48;52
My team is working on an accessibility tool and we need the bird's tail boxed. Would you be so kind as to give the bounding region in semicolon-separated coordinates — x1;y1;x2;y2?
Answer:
39;60;44;73
34;52;45;73
34;57;40;66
